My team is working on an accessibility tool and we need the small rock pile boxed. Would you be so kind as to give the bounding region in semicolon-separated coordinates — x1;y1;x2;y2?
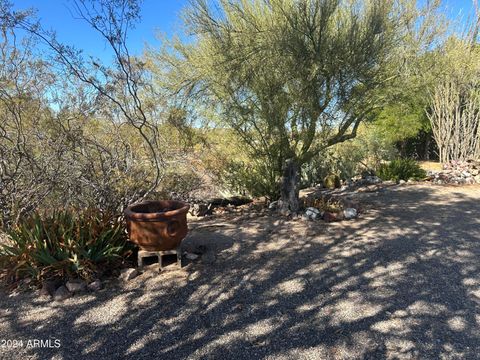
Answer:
189;196;253;217
428;160;480;185
346;175;383;187
303;206;358;222
38;278;105;301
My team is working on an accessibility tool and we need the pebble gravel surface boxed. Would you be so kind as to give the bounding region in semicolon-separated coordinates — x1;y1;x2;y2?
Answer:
1;184;479;359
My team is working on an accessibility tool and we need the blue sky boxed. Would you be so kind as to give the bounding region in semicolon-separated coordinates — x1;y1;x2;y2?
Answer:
12;0;188;57
11;0;476;60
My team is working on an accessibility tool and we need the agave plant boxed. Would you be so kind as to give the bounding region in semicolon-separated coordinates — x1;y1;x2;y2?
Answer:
376;159;427;182
0;209;131;284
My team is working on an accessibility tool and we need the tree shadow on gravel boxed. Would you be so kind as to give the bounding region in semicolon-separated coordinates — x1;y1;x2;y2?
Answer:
1;185;480;359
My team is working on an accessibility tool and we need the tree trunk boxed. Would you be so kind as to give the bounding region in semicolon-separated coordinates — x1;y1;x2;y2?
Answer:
279;158;300;215
424;134;430;161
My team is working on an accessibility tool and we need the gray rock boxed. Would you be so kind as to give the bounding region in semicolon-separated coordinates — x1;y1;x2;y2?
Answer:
119;268;139;281
65;280;86;293
54;286;71;301
203;251;216;264
304;207;321;220
399;180;406;184
365;175;382;185
40;279;61;297
39;285;52;298
185;252;199;260
87;279;103;291
268;200;281;210
191;203;209;217
343;208;358;220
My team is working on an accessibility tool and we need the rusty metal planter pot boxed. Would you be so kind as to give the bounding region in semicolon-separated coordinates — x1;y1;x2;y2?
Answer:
124;200;189;251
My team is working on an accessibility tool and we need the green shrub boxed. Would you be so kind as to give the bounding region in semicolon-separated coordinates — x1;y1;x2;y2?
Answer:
0;209;131;284
158;170;203;200
323;174;341;189
376;158;426;182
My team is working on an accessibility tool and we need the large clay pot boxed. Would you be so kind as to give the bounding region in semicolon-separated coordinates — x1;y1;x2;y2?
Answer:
124;200;189;251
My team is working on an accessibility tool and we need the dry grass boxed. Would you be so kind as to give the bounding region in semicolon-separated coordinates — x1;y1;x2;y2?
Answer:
418;161;443;171
0;230;10;246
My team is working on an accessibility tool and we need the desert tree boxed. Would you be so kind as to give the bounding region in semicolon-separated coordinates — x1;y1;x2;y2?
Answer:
3;0;164;202
0;0;176;226
426;3;480;163
155;0;440;212
0;22;60;227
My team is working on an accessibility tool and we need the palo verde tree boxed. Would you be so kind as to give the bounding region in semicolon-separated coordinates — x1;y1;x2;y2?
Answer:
157;0;439;212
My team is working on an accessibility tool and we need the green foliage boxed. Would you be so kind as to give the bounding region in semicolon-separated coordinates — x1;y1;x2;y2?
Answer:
376;159;426;182
0;209;130;283
222;159;279;199
301;123;399;187
323;174;341;189
154;0;433;198
158;170;203;200
373;103;430;145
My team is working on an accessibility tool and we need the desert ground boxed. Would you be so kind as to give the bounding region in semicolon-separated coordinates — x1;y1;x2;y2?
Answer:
1;184;480;359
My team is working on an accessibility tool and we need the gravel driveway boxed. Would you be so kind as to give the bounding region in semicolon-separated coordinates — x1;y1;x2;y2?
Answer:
1;184;480;359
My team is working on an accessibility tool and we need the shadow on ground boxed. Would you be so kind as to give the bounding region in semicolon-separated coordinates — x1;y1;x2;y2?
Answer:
1;185;479;359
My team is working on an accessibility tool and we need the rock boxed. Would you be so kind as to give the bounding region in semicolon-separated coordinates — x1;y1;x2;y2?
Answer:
268;200;281;210
87;279;103;291
323;211;344;222
343;208;358;220
191;203;209;217
54;286;71;301
185;252;199;260
39;285;52;297
365;175;382;185
466;177;475;185
119;268;139;281
305;207;321;220
40;279;62;297
474;175;480;183
202;251;216;264
226;196;252;207
399;180;406;184
65;279;86;293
